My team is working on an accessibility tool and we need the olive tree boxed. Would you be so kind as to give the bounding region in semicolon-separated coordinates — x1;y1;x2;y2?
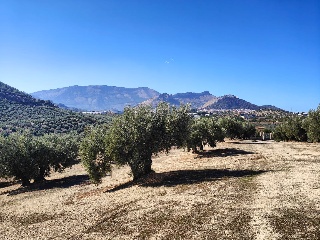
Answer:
0;133;79;186
0;133;37;186
187;117;225;153
274;116;307;142
80;126;111;184
218;117;256;140
80;103;192;183
218;117;243;139
303;105;320;142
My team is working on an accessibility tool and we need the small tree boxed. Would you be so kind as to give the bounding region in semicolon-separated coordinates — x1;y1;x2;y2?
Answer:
218;117;256;140
34;133;79;182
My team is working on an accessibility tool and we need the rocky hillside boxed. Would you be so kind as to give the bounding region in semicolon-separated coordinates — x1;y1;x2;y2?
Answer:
31;85;160;111
206;95;259;110
141;91;217;109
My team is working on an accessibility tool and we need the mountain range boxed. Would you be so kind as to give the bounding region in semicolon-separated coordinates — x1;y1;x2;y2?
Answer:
31;85;283;112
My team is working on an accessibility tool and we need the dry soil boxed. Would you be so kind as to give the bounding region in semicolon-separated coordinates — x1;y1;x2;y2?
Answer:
0;140;319;239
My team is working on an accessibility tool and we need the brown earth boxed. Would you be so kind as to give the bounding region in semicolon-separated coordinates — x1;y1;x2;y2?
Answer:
0;140;319;239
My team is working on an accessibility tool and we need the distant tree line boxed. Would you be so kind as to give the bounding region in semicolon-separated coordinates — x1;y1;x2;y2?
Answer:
273;105;320;143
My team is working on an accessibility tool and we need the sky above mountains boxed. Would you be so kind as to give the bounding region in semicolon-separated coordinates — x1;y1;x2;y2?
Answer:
0;0;319;112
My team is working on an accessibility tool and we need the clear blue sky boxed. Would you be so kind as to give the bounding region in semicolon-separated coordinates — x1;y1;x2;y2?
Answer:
0;0;319;112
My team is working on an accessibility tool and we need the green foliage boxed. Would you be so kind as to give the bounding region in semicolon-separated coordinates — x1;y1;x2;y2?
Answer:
0;99;112;136
218;117;243;139
218;117;255;140
187;117;225;152
0;81;54;107
107;103;192;180
0;133;37;186
273;124;288;142
0;133;79;186
80;103;192;182
302;105;320;142
274;116;307;142
241;124;257;140
80;126;111;184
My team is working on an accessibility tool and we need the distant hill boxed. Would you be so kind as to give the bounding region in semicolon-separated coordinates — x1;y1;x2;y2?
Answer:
205;95;284;111
141;91;217;109
0;82;111;135
31;85;160;111
206;95;259;110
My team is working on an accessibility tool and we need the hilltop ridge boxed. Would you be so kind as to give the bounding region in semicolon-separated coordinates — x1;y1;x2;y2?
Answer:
30;84;283;112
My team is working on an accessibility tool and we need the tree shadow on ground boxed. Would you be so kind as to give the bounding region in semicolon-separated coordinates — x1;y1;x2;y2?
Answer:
106;169;268;192
3;174;90;196
0;181;16;189
196;148;254;159
229;141;270;145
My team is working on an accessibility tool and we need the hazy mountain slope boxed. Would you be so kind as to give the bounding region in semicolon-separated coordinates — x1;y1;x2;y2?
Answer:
141;91;217;109
172;91;217;109
31;85;160;111
141;93;181;108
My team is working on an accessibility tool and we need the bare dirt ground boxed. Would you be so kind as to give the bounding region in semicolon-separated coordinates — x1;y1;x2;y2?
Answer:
0;140;319;240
